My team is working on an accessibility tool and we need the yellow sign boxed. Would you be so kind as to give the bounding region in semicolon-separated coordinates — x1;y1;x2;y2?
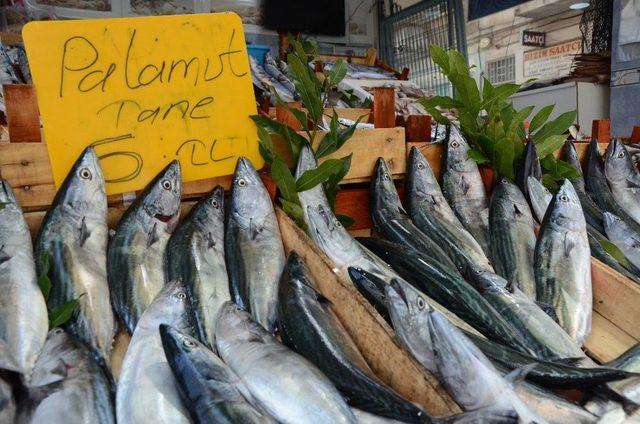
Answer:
23;13;261;195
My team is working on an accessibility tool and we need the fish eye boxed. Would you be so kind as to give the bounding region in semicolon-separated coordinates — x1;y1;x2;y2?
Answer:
53;328;64;335
417;163;425;169
451;141;459;148
335;219;342;227
383;173;390;181
210;199;219;209
560;194;569;202
619;152;625;158
183;339;197;348
238;178;247;187
175;292;187;300
416;296;426;310
79;167;92;180
161;180;172;190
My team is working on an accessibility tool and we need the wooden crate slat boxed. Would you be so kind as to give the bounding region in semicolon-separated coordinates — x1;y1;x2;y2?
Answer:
3;84;41;143
584;311;637;363
275;208;460;416
0;142;52;186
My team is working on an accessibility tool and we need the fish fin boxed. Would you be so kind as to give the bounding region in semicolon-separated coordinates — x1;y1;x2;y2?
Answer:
553;357;586;366
26;379;65;403
513;204;523;217
206;232;216;249
147;222;159;247
316;292;332;308
78;217;90;246
535;301;559;322
0;245;10;265
563;233;575;257
504;363;537;387
505;279;517;294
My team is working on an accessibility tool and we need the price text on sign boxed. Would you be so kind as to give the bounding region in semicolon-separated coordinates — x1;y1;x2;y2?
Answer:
22;13;261;195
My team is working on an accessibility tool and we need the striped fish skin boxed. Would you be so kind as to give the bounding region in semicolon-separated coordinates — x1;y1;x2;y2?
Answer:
0;180;47;375
225;157;285;332
490;179;538;299
116;281;193;424
605;343;640;372
587;226;640;282
22;328;115;424
35;147;114;363
441;125;490;254
406;147;492;274
278;253;427;423
604;139;640;225
562;140;585;192
160;324;274;424
215;302;357;424
166;186;229;348
515;140;542;200
602;212;640;270
534;180;592;345
371;158;457;271
108;161;182;334
526;176;552;223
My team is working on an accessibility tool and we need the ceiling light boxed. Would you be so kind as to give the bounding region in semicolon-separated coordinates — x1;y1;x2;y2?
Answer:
569;2;590;9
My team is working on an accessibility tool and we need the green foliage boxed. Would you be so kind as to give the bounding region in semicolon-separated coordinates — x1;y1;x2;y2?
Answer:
419;45;579;183
251;37;357;227
599;239;634;272
37;252;81;329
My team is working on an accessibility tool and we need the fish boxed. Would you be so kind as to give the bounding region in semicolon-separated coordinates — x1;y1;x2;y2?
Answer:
359;237;535;356
418;303;543;423
605;344;640;372
441;125;490;254
465;332;634;389
467;268;586;361
526;176;552;223
534;179;592;345
562;140;585;192
489;179;538;298
108;161;182;334
604;139;640;225
264;52;296;94
225;157;285;332
353;406;520;423
584;140;640;235
587;226;640;282
0;374;14;423
215;301;357;423
515;140;542;200
602;212;640;270
370;157;457;270
278;252;427;422
0;180;47;375
166;186;229;347
159;324;274;424
116;281;193;424
405;147;492;274
35;147;114;363
19;328;115;423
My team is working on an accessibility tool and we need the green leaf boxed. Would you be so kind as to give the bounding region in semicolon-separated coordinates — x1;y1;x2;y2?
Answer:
296;159;344;192
508;105;535;133
287;51;323;124
532;110;576;143
535;134;566;158
540;155;580;182
256;126;274;164
430;45;450;74
327;59;347;87
315;116;360;159
494;138;517;179
271;158;298;204
250;115;307;161
325;154;352;210
599;239;634;272
529;104;555;134
418;95;460;110
541;174;559;190
448;49;468;76
481;82;520;111
0;202;9;210
281;198;306;229
336;214;355;228
49;297;81;329
37;252;52;301
468;148;489;164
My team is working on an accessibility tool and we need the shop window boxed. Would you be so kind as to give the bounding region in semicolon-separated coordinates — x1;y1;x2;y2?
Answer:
486;55;516;84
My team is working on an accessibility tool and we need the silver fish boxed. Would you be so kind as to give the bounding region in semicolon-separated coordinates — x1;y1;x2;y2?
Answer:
442;126;490;254
108;161;182;334
35;147;114;363
526;176;552;223
226;157;285;332
116;281;192;424
534;180;591;345
21;328;114;423
603;212;640;270
215;302;356;423
166;186;229;347
0;180;47;375
604;139;640;225
490;179;537;299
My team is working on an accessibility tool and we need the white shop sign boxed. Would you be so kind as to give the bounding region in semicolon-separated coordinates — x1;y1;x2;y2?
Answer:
523;39;581;80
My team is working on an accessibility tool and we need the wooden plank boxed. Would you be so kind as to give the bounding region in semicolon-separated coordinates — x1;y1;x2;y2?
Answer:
268;107;372;123
3;84;41;143
110;330;131;380
584;311;637;363
592;119;611;143
591;257;640;340
403;115;431;143
275;208;460;415
0;142;52;186
276;101;304;131
373;87;396;129
0;32;23;45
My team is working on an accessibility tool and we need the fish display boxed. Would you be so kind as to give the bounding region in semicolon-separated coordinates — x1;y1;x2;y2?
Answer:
535;180;592;345
226;157;285;332
603;139;640;225
108;161;182;334
166;186;229;348
526;176;553;223
35;147;114;363
602;212;640;269
0;180;47;375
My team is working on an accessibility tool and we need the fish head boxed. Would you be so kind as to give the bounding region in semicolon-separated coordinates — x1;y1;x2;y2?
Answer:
466;267;508;295
492;178;532;221
142;280;194;334
347;267;388;311
406;147;438;207
55;147;107;221
30;328;85;384
604;139;635;183
602;212;627;239
445;125;473;172
306;204;359;265
372;158;403;213
0;180;22;230
159;324;211;369
192;185;225;230
229;157;273;229
215;301;269;348
563;140;583;173
140;160;182;231
585;139;605;180
545;179;585;232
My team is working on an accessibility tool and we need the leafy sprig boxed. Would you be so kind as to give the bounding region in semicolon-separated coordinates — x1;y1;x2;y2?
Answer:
38;252;81;329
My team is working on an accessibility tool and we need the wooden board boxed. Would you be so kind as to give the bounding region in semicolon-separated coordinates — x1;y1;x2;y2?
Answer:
3;84;41;143
584;311;637;363
268;107;372;123
275;208;460;415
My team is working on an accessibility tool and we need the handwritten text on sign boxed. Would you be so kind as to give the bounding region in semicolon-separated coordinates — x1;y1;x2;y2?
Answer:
23;13;261;195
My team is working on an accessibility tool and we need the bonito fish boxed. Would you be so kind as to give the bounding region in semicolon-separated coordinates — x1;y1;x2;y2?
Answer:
604;139;640;226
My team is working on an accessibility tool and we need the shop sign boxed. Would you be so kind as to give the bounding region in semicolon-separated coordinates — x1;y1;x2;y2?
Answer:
522;30;545;47
23;13;260;195
523;39;581;81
